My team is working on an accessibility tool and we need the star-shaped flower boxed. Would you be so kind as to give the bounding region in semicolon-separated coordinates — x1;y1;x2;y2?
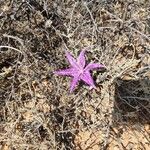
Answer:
54;50;105;92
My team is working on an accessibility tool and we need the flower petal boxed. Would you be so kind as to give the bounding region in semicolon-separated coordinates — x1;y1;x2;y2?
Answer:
80;71;95;88
54;68;75;76
65;51;78;68
77;50;86;68
85;63;105;71
70;75;80;92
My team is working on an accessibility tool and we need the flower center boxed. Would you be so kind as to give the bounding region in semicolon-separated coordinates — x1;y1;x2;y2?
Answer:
79;69;84;75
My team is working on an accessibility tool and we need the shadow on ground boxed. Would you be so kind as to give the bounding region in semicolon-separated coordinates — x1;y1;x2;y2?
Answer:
113;77;150;124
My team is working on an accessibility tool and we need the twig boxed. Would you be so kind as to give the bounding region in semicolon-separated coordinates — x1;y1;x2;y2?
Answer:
0;46;22;54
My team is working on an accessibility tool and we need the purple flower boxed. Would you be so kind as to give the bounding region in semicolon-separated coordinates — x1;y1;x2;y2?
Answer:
54;50;105;92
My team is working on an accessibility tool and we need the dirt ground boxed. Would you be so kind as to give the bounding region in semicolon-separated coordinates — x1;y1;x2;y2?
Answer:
0;0;150;150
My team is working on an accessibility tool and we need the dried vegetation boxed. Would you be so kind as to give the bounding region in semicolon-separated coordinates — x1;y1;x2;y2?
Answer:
0;0;150;149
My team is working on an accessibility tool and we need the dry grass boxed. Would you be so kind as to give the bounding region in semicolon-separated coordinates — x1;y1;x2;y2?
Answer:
0;0;150;150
